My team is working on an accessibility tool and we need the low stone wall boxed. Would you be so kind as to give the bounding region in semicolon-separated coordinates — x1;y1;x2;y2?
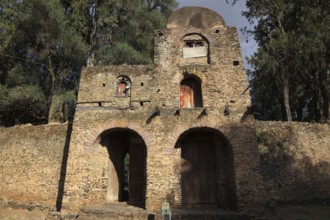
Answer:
255;121;330;205
0;123;68;210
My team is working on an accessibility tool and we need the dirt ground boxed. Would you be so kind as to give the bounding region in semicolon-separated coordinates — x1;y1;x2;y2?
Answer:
259;205;330;220
0;208;49;220
1;205;330;219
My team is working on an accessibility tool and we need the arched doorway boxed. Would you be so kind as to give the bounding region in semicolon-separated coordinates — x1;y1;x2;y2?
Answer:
100;129;146;208
175;128;237;209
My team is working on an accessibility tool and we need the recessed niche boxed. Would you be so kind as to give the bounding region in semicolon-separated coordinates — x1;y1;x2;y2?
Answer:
233;60;240;66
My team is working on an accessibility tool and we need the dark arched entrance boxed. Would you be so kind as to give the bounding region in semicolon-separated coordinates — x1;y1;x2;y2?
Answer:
100;129;146;208
175;128;237;210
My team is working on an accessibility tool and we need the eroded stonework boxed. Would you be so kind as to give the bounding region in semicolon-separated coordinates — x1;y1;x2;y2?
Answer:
1;7;330;219
63;7;265;213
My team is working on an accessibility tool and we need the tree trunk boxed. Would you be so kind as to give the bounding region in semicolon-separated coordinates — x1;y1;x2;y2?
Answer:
276;13;292;121
47;54;63;123
281;71;292;121
319;58;329;121
87;0;101;67
279;96;287;121
319;70;329;120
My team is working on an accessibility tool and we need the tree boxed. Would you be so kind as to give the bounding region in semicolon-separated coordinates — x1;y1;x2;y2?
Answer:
65;0;177;66
0;0;87;126
243;0;330;122
0;0;177;126
0;1;48;125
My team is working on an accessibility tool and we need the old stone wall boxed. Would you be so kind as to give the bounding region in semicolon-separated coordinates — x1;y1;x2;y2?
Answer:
78;65;155;109
255;121;330;204
0;123;68;209
0;118;329;215
61;107;265;213
62;7;260;214
153;24;249;119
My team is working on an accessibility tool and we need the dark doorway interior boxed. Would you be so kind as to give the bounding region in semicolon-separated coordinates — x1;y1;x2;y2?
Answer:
176;128;237;210
180;77;203;108
100;129;146;208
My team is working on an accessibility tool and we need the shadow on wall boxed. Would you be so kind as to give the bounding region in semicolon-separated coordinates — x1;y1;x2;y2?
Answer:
56;120;74;211
257;128;330;206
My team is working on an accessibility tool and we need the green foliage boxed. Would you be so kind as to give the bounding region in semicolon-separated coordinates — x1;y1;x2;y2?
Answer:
5;64;40;87
0;0;87;126
0;0;177;126
256;131;272;146
48;90;76;123
92;0;177;65
0;84;48;126
256;130;284;157
98;42;152;65
27;203;34;211
245;0;330;122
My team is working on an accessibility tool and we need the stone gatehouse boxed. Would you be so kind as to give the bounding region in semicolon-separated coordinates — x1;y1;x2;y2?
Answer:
62;7;265;213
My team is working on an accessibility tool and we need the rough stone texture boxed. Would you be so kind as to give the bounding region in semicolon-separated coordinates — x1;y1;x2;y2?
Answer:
255;121;330;204
1;6;329;219
62;6;264;214
0;123;68;209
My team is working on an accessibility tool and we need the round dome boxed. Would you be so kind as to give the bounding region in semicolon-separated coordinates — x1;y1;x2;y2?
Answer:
167;7;226;29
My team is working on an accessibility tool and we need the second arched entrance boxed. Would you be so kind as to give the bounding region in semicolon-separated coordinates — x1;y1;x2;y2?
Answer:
175;127;237;210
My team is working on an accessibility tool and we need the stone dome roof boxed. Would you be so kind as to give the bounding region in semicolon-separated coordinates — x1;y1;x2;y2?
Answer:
167;7;226;29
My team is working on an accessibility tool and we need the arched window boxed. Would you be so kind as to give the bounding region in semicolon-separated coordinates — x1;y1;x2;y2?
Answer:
180;76;203;108
116;76;131;97
182;34;209;59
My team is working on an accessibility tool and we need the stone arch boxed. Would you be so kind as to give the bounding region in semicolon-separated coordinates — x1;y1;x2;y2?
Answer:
99;128;147;207
169;121;238;209
181;33;209;48
172;28;214;47
165;119;237;155
83;120;155;156
180;32;210;64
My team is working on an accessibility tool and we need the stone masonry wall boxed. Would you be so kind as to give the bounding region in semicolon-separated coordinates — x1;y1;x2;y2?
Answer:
0;118;329;214
78;65;155;109
62;7;261;214
62;109;265;213
0;123;68;209
255;121;330;205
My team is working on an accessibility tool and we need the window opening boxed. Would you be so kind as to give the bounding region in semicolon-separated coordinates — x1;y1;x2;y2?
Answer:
182;34;208;59
180;77;203;108
116;76;131;97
